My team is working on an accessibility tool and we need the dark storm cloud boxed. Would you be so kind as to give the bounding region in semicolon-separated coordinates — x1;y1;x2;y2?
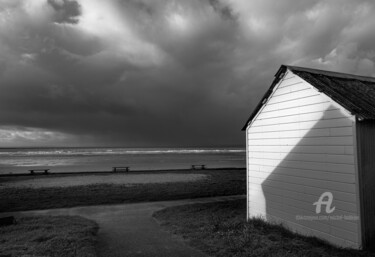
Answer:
208;0;237;20
47;0;82;24
0;0;375;147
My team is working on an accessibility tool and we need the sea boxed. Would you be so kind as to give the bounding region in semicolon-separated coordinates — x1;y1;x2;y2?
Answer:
0;147;246;175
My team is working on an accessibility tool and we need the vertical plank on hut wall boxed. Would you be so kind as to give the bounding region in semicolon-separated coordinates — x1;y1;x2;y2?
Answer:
352;118;362;248
246;125;250;220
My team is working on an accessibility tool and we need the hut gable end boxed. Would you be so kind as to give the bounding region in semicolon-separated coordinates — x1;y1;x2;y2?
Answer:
245;65;365;249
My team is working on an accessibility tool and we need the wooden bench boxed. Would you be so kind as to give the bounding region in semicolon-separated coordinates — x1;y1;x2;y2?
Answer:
29;169;50;175
191;165;206;170
0;216;16;227
112;167;129;172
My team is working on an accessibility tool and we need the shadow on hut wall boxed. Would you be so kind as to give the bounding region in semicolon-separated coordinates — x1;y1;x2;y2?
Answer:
257;105;360;248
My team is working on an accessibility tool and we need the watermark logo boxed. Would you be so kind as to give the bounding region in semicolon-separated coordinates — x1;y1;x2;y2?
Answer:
295;191;359;221
313;192;335;214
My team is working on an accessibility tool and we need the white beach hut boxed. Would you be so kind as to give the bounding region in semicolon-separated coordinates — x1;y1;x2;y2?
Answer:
242;65;375;250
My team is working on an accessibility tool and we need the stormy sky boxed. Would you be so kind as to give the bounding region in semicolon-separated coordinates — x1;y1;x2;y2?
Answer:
0;0;375;147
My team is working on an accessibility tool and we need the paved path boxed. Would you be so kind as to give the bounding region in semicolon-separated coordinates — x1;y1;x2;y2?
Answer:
10;195;245;257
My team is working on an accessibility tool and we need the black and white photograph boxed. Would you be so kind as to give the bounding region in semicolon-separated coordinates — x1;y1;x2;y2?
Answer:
1;0;375;256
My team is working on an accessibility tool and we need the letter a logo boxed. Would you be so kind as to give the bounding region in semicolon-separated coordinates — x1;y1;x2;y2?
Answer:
313;192;335;214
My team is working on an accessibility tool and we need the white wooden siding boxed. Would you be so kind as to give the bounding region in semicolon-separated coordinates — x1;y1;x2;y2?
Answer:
246;70;360;248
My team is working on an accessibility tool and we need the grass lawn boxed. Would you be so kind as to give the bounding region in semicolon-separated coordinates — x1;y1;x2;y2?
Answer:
153;199;375;257
0;169;245;212
0;216;98;257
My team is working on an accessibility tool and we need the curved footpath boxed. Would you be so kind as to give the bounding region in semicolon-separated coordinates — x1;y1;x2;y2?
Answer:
7;195;246;257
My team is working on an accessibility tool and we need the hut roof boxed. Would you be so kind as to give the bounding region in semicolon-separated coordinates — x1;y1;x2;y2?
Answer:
242;65;375;130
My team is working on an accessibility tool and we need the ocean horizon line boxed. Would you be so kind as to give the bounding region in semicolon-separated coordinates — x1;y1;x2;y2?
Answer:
0;147;246;157
0;146;245;150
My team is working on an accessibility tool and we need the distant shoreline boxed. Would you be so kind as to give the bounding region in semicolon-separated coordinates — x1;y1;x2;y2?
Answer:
0;167;245;177
0;146;246;149
0;147;246;175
